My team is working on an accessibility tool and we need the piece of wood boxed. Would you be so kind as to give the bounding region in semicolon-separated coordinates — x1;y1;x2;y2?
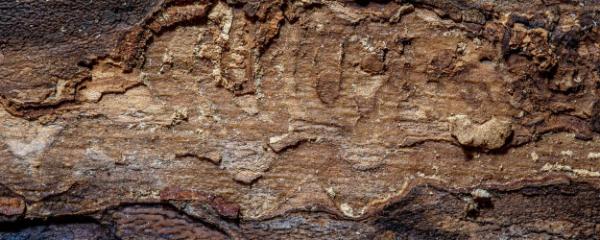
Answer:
2;0;600;238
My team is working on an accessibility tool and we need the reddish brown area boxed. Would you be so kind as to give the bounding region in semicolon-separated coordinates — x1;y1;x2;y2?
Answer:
0;197;25;217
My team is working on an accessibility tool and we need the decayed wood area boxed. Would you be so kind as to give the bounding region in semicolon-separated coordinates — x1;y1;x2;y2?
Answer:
2;0;600;239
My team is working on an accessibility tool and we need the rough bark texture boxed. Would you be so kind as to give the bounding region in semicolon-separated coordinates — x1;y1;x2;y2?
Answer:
2;0;600;239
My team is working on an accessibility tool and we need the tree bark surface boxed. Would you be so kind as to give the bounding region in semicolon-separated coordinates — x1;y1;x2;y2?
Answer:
2;0;600;239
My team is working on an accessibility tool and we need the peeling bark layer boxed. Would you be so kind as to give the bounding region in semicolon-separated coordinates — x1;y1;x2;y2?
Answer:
2;0;600;239
3;181;600;239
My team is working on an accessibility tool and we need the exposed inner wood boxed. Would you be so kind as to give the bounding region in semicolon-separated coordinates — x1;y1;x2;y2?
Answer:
2;0;600;239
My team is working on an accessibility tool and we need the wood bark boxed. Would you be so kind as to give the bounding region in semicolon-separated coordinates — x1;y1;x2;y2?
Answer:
2;0;600;239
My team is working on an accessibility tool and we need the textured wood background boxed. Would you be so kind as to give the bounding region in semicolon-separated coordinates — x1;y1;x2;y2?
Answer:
2;0;600;239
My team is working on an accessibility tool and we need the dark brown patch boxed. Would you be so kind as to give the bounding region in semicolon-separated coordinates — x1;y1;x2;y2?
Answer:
316;71;341;105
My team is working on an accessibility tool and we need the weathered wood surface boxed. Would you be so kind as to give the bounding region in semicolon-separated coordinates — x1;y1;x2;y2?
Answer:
2;0;600;239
